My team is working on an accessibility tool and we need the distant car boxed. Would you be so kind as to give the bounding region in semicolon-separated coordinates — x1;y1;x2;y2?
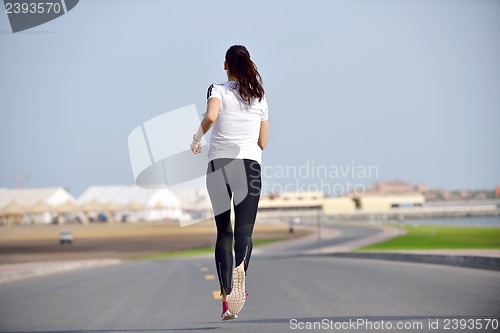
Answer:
59;230;73;245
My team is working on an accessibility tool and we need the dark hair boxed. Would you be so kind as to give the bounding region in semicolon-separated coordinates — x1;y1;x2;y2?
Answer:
225;45;265;104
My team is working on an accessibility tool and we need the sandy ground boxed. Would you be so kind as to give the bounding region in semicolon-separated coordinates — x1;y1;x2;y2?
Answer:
0;221;309;264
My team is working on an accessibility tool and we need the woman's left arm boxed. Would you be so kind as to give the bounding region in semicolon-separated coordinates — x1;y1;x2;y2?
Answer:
190;97;221;154
258;120;268;150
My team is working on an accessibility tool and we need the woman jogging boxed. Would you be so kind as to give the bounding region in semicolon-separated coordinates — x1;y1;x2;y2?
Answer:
190;45;268;320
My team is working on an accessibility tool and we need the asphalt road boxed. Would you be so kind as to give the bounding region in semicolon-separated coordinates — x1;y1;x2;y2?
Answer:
268;225;381;254
1;226;499;333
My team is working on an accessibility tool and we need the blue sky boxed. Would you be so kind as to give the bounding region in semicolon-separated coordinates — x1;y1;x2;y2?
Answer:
1;0;499;196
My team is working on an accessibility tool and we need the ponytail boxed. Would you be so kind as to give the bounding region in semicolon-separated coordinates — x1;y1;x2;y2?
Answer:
225;45;265;104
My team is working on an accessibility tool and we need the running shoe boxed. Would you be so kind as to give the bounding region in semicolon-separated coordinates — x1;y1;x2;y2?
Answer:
227;262;246;315
221;301;237;321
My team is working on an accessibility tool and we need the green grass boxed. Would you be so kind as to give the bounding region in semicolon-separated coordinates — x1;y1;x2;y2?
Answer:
128;238;286;260
358;225;500;251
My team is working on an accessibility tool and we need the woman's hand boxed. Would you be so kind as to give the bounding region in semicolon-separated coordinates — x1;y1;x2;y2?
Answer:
190;138;202;154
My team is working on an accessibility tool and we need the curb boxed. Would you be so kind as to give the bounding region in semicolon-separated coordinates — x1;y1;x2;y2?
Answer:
0;259;123;284
308;252;500;271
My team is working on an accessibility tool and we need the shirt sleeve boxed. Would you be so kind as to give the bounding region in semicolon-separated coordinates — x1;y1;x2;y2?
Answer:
207;84;222;101
261;96;269;121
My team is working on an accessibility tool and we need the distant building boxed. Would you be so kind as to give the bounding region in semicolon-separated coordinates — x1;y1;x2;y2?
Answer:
78;185;183;222
346;180;426;213
0;187;77;225
258;191;324;214
367;180;427;194
322;196;356;215
352;193;425;212
170;187;212;221
0;186;186;225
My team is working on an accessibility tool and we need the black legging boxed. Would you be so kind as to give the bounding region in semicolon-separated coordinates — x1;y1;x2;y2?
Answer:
206;158;262;295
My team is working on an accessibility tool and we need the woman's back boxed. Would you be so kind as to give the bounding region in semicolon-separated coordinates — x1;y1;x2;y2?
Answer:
207;81;268;164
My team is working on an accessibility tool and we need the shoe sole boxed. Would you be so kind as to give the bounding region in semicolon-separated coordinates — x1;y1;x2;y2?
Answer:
227;262;246;315
221;311;238;321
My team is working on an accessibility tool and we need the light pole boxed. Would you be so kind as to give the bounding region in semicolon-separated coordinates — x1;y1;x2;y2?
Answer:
17;173;30;188
317;207;322;253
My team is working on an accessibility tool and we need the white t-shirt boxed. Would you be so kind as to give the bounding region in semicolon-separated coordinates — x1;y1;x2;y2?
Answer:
207;81;268;165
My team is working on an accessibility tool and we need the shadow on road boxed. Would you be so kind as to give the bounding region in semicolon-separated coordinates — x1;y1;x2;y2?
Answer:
0;328;219;333
218;314;499;324
3;316;499;332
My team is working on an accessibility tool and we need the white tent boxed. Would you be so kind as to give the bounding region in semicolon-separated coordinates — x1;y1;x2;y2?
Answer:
170;187;212;221
0;187;77;224
77;185;182;222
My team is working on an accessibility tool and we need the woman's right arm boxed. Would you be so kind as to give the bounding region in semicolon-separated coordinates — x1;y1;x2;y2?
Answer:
190;97;221;154
258;120;268;150
200;97;220;134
